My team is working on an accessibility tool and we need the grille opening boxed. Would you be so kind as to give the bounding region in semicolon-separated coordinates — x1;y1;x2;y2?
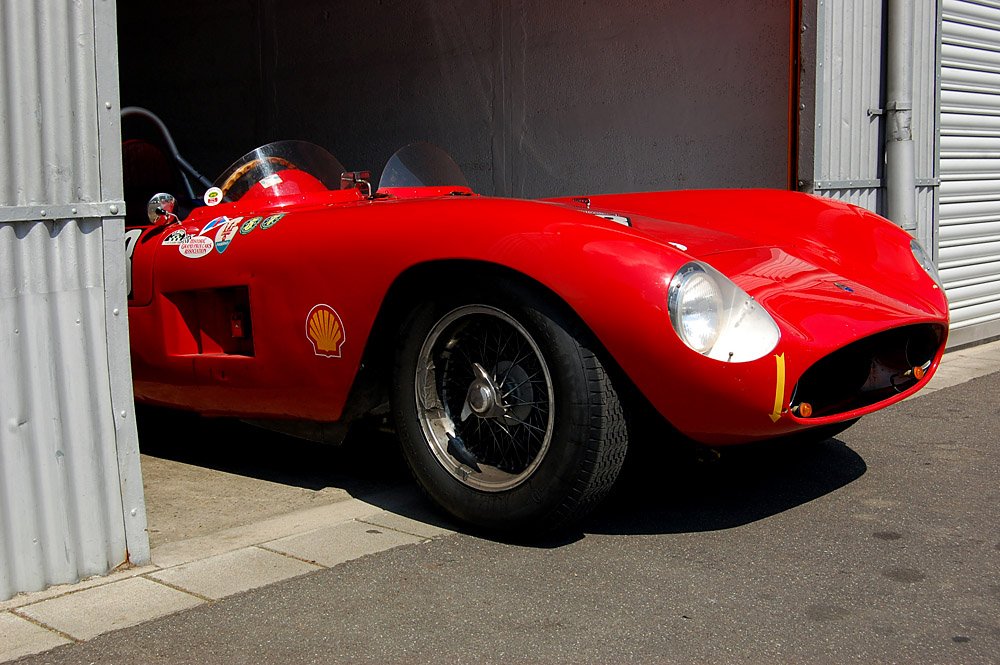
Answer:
791;324;942;418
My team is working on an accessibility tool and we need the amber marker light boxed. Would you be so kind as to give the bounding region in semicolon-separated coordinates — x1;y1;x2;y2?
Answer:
912;366;926;380
792;403;813;418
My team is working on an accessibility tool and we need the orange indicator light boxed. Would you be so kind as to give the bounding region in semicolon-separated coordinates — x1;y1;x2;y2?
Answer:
912;366;925;380
796;402;813;418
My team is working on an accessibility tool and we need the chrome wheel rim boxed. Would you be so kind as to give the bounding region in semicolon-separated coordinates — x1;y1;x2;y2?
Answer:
415;305;555;492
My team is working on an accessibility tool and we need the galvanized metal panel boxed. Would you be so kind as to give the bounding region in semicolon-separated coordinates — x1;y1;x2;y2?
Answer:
0;0;147;601
810;0;937;250
916;184;938;250
0;220;127;599
813;0;885;193
914;0;941;184
940;0;1000;339
816;186;882;212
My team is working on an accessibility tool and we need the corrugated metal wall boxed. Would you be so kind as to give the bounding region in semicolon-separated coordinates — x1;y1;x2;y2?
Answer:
810;0;886;214
939;0;1000;346
0;0;148;601
808;0;939;253
914;0;942;249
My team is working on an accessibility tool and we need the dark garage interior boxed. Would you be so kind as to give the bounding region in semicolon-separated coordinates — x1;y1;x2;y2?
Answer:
117;0;794;200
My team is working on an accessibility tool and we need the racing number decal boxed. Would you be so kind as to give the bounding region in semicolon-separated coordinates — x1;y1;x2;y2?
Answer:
769;353;786;423
124;228;143;300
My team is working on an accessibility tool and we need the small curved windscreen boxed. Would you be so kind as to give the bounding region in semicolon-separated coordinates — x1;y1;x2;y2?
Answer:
378;142;470;190
213;140;346;202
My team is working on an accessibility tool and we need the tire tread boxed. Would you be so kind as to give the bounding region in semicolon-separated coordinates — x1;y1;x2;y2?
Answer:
545;346;629;529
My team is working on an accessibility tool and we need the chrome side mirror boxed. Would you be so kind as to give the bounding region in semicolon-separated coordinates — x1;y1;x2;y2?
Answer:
147;192;178;226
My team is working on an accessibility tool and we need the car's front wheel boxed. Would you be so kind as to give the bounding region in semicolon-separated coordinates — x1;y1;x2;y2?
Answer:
391;284;629;533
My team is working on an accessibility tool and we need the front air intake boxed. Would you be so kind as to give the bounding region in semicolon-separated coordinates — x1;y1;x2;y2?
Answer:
790;324;943;418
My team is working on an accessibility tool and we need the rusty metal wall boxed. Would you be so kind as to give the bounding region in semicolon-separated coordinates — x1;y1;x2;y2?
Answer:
0;0;148;601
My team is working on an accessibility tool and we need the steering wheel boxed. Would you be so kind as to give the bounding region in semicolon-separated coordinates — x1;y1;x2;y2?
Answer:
218;156;299;198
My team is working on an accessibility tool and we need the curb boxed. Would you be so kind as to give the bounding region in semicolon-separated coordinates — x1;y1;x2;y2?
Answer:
0;494;454;663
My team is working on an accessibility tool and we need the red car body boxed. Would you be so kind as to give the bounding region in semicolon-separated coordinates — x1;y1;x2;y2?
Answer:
124;134;948;531
127;186;947;442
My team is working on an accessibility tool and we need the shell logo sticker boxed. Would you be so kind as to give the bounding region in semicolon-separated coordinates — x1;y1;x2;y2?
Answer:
306;304;346;358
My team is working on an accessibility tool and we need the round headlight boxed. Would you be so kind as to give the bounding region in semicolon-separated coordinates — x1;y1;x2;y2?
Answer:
668;261;781;362
669;266;723;353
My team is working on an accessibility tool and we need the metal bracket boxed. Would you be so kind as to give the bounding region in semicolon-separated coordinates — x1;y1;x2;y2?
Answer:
0;201;127;223
341;171;373;198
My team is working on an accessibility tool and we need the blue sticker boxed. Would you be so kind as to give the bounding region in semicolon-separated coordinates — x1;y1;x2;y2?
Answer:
201;216;228;235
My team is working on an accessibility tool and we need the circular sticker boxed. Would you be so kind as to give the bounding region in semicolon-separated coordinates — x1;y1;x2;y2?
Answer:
179;236;214;258
240;216;263;235
204;187;223;206
260;213;285;230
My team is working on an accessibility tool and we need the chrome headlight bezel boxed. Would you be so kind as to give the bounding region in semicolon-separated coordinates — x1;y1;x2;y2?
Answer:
667;264;723;353
667;261;781;363
910;239;943;288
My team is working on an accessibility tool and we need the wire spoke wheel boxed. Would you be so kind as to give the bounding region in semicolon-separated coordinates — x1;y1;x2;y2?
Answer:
416;305;555;491
392;281;629;533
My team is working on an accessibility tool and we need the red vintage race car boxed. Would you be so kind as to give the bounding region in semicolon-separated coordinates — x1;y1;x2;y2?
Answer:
123;110;949;533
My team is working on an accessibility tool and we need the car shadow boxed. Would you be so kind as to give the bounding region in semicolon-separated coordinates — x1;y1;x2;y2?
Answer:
581;434;867;537
136;406;867;543
135;405;413;495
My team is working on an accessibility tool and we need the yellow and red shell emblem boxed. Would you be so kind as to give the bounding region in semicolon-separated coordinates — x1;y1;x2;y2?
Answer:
305;304;345;358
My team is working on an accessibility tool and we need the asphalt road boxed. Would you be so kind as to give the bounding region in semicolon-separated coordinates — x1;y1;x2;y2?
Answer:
19;372;999;664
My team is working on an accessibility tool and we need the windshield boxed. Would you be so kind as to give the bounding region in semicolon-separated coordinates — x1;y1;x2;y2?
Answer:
213;140;346;202
378;142;470;191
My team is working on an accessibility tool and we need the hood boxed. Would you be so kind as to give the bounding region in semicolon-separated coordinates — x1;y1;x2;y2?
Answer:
544;188;949;341
708;245;945;346
543;188;877;260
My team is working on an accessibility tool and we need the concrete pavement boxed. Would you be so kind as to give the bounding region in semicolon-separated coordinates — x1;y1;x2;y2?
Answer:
1;493;455;662
2;338;999;663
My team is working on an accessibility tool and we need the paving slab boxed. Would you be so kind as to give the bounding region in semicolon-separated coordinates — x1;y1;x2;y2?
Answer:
264;519;426;567
149;496;385;569
148;546;322;600
0;564;158;613
360;509;457;539
16;577;203;641
0;612;71;662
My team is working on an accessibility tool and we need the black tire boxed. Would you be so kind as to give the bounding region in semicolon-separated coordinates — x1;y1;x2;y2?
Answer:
390;281;628;534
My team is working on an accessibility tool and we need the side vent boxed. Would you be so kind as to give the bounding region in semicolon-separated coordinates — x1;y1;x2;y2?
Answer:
160;286;254;356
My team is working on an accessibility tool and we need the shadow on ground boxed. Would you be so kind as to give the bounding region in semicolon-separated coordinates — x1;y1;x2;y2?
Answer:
584;433;867;536
137;405;867;544
137;405;412;494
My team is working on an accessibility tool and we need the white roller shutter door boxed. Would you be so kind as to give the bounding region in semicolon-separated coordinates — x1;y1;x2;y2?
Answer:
940;0;1000;341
